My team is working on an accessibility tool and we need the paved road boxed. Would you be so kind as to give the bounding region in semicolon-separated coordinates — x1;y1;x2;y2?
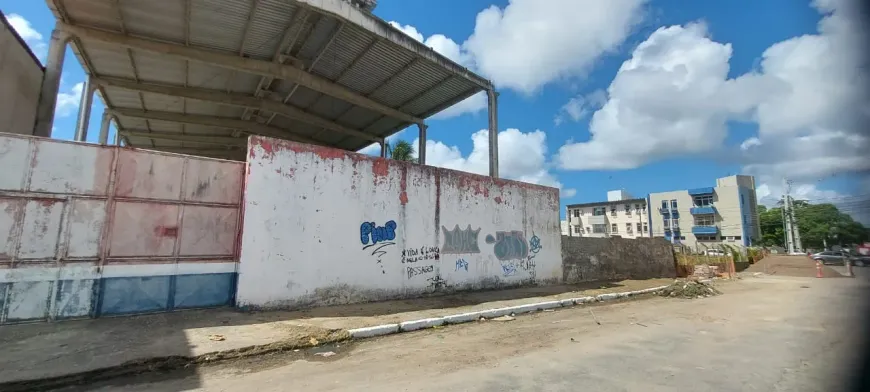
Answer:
68;276;870;392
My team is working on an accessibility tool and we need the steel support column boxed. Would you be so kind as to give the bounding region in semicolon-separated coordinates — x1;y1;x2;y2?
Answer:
34;28;71;137
417;123;427;165
98;110;112;145
74;75;96;141
487;89;499;178
379;139;387;158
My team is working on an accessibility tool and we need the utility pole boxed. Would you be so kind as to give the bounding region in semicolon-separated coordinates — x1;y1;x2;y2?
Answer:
783;178;796;254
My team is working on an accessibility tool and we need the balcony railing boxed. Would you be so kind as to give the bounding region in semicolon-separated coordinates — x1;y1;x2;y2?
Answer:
690;206;717;215
691;225;719;235
688;187;715;196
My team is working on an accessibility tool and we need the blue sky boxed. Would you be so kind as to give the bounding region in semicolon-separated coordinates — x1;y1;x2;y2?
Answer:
2;0;868;222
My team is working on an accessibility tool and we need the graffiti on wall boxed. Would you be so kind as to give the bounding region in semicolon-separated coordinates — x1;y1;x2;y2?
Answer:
402;246;440;263
441;225;481;254
485;231;529;261
455;258;469;271
361;220;398;274
485;232;543;279
360;220;397;245
407;265;435;279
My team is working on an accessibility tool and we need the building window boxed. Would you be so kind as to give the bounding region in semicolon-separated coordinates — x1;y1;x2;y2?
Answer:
694;195;713;207
586;227;591;233
593;207;606;216
573;226;580;234
680;236;686;240
573;209;579;217
663;218;670;228
637;223;642;233
696;235;717;241
579;209;584;216
734;236;741;240
610;207;617;217
672;219;679;229
624;204;630;212
741;194;745;205
611;223;618;233
694;216;715;226
670;199;678;209
626;223;632;233
592;224;606;234
661;200;668;210
643;223;648;232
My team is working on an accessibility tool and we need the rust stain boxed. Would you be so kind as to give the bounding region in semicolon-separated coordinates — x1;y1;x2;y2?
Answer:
399;164;408;205
371;158;389;178
494;196;503;204
155;226;178;237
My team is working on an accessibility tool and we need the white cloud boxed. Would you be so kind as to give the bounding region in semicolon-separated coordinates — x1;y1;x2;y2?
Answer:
554;89;606;125
464;0;647;94
55;82;84;118
413;128;576;198
388;0;647;100
556;0;868;219
5;13;47;60
555;22;783;170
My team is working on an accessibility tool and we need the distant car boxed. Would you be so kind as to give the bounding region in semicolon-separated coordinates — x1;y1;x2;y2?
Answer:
810;251;848;265
851;254;870;267
705;249;725;256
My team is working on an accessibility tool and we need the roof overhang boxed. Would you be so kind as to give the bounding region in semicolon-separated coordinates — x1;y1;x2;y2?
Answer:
46;0;492;160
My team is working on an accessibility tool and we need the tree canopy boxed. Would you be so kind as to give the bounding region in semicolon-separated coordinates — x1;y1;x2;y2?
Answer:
386;140;416;162
758;201;867;249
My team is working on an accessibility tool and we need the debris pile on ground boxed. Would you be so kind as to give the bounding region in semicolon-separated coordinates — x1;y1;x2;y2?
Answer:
659;280;722;299
693;264;719;278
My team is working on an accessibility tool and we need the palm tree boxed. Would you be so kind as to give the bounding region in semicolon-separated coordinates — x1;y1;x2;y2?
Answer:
385;140;416;162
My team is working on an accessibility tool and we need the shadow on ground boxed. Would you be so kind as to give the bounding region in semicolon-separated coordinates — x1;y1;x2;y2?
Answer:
0;279;655;391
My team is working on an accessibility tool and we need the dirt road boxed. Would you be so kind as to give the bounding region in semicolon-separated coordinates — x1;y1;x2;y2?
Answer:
64;276;870;392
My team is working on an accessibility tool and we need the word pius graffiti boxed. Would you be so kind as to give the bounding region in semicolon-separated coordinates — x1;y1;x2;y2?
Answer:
361;220;397;274
402;246;440;263
360;220;397;245
407;265;434;279
441;225;481;254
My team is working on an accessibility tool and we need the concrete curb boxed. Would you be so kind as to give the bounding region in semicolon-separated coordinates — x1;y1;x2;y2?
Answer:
348;285;670;339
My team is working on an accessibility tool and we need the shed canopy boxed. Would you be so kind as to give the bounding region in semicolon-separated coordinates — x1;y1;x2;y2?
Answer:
47;0;492;160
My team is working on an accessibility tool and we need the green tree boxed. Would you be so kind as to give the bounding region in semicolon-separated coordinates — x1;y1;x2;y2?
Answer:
758;201;868;249
385;140;416;162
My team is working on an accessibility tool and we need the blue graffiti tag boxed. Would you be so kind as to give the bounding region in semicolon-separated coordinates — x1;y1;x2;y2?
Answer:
455;258;469;271
501;262;518;277
529;234;542;254
360;220;397;245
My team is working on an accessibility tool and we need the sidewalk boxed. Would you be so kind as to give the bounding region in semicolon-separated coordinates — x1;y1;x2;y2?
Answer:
0;278;671;387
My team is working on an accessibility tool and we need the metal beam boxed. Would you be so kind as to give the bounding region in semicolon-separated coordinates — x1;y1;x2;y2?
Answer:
95;76;379;142
60;22;423;125
143;147;245;160
487;89;499;178
34;28;70;137
120;130;247;146
294;0;492;90
110;108;322;146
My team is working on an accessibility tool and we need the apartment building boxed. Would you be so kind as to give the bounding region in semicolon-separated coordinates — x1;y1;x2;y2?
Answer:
565;190;650;238
648;175;760;248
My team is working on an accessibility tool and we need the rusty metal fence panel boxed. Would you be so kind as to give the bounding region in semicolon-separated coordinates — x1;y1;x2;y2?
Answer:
0;134;243;324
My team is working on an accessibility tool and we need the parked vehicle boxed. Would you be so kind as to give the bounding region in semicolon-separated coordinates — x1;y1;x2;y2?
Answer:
851;254;870;267
705;249;725;256
809;251;849;265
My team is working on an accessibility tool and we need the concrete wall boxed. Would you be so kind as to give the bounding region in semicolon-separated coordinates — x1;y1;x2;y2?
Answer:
0;134;243;323
561;236;677;283
237;136;562;310
0;14;44;136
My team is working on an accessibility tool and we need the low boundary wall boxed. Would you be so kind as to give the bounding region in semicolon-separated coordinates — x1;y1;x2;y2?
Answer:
561;236;677;283
236;136;562;310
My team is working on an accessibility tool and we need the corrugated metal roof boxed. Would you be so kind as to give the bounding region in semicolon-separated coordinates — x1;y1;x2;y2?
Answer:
46;0;491;160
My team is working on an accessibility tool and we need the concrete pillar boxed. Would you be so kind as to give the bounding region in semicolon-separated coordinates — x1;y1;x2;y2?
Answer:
74;75;96;141
34;28;71;138
417;123;427;165
487;89;499;178
98;110;112;145
379;139;386;158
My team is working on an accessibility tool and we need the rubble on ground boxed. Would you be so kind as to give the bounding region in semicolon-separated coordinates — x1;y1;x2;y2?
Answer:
659;280;722;299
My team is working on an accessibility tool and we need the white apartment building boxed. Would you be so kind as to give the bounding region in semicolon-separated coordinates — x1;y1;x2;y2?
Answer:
648;175;760;249
565;190;650;239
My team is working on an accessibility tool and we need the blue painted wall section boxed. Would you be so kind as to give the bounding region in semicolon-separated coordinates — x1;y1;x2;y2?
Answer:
96;273;237;316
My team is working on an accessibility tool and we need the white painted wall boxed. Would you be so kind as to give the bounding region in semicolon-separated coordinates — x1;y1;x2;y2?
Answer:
237;137;562;310
0;15;43;136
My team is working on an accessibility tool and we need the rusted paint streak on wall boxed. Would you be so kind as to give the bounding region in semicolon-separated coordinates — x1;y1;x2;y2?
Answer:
399;164;408;205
